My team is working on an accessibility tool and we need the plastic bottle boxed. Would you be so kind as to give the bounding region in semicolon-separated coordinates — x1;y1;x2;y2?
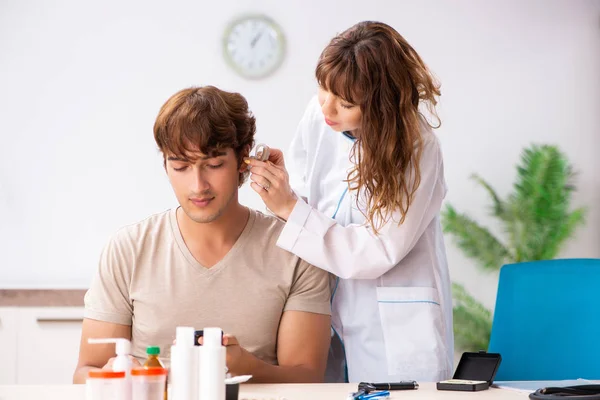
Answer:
131;367;168;400
199;327;226;400
170;327;198;400
86;370;127;400
195;330;203;400
143;346;167;400
144;346;165;369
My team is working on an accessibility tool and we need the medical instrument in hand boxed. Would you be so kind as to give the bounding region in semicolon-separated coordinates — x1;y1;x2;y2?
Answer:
251;144;270;162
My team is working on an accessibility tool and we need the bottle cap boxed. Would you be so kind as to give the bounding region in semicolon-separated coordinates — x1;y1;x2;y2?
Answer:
146;346;160;355
175;326;195;347
88;370;125;379
132;368;168;376
203;327;223;348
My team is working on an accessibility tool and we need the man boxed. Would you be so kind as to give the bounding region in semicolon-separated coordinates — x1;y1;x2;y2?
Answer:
73;86;332;384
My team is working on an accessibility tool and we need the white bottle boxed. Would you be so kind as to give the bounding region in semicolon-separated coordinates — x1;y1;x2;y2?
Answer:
200;327;226;400
88;338;133;400
170;326;198;400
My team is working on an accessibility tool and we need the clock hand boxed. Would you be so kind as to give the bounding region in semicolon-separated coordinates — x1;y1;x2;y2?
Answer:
251;30;264;48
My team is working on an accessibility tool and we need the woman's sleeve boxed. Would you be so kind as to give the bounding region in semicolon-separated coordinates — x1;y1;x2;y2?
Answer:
277;135;446;280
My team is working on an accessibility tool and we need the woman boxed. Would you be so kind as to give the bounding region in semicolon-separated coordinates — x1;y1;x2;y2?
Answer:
245;21;453;383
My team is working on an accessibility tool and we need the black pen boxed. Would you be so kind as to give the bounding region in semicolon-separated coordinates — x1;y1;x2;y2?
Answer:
359;381;419;392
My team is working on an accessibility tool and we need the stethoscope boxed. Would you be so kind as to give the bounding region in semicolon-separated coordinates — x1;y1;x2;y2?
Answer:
529;385;600;400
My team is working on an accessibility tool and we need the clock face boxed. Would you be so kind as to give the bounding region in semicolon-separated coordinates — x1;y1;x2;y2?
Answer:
223;15;286;79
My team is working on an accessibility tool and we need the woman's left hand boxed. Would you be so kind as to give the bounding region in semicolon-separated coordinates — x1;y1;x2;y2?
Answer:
245;148;298;221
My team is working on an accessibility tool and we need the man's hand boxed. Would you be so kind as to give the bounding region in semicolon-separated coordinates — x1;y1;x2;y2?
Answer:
198;334;253;376
197;311;331;383
223;335;253;376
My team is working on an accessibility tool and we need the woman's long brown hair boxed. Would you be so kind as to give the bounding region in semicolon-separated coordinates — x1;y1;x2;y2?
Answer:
316;21;441;233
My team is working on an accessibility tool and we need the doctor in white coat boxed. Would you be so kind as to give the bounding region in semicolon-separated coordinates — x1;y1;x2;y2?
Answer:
245;21;453;383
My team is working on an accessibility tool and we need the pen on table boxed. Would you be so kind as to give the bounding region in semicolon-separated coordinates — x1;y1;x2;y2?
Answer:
358;381;419;392
347;389;391;400
361;390;391;399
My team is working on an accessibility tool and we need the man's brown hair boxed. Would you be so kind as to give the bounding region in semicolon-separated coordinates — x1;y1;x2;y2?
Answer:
153;86;256;185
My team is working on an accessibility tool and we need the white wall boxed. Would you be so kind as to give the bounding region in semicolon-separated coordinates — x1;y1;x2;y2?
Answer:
1;0;599;310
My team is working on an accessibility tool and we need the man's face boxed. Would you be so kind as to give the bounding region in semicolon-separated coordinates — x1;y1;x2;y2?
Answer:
166;148;241;224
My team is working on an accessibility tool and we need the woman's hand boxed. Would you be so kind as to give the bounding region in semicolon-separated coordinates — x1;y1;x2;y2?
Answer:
245;148;298;221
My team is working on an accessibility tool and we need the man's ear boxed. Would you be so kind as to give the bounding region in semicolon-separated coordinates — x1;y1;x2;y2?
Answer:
239;144;252;172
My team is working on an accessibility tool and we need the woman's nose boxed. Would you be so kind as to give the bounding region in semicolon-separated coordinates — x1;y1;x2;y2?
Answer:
321;95;336;117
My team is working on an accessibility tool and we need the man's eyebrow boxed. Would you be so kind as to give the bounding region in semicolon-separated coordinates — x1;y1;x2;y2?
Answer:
200;151;227;160
167;151;227;162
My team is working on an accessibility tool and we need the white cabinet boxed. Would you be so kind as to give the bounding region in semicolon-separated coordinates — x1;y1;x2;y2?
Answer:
0;307;84;385
0;308;18;384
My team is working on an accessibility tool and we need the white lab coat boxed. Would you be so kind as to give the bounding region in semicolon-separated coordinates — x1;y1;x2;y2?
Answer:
276;96;454;383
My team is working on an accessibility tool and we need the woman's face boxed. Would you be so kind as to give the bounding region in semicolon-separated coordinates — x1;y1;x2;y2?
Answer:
318;87;362;135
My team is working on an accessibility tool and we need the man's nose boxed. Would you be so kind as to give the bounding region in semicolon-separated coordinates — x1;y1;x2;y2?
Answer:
192;169;210;193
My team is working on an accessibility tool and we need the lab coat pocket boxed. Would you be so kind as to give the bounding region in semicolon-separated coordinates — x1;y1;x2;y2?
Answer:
376;287;447;378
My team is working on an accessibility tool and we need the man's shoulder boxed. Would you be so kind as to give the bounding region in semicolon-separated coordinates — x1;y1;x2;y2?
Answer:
250;208;286;239
248;209;303;261
106;209;174;249
247;209;329;274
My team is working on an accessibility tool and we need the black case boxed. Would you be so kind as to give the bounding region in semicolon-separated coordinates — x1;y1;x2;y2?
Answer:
436;351;502;392
226;383;239;400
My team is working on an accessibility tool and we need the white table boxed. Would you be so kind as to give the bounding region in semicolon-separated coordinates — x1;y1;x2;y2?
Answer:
0;383;530;399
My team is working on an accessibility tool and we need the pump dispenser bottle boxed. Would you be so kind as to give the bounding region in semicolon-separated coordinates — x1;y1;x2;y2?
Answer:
88;338;133;400
199;327;226;400
88;338;133;374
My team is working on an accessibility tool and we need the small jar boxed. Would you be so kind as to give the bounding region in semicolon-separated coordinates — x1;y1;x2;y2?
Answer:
86;370;126;400
131;367;168;400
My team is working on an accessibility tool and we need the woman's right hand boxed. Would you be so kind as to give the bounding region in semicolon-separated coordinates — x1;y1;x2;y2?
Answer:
245;148;298;221
265;148;285;167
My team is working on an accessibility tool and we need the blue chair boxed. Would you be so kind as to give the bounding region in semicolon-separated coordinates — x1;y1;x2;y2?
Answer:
488;258;600;381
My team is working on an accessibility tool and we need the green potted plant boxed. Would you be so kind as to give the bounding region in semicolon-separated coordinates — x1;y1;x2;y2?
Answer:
442;144;586;351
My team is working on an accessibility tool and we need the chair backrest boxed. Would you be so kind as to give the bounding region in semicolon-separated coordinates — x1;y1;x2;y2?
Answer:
488;258;600;381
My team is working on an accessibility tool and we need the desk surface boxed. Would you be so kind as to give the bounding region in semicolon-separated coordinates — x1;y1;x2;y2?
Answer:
0;383;529;399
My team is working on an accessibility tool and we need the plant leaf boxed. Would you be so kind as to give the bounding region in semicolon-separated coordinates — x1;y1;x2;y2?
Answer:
471;173;506;218
442;205;511;270
452;282;492;352
509;144;583;260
